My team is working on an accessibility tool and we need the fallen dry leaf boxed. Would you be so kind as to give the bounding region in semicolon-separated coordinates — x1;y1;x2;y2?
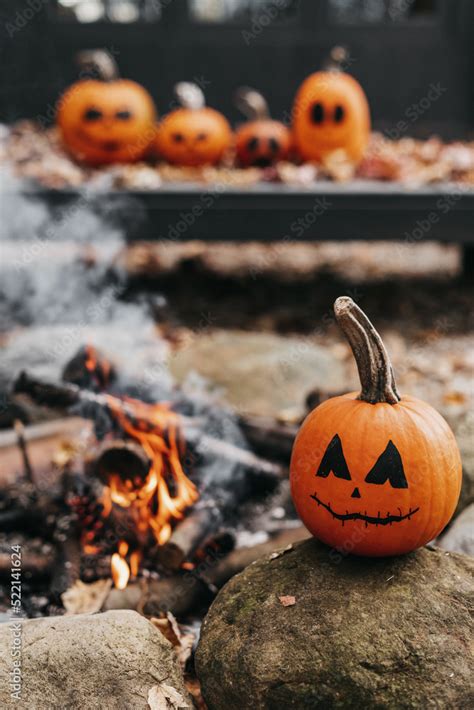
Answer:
443;391;467;405
269;543;294;560
147;684;190;709
184;674;208;710
151;613;195;669
61;579;112;615
279;595;296;607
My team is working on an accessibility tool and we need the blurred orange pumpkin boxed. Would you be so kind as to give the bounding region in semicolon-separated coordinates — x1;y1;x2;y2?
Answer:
290;297;462;557
155;83;232;167
57;51;156;166
292;48;370;164
234;87;291;168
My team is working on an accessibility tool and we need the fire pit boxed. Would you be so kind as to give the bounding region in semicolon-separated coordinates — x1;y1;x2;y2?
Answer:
0;347;304;622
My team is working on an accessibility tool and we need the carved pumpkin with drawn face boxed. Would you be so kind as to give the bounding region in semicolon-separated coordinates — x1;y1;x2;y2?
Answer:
155;83;232;167
290;298;462;557
234;88;291;168
292;64;370;164
57;51;156;165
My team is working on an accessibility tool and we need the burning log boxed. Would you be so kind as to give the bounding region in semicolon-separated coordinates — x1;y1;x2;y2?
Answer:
105;526;310;617
155;504;223;570
13;372;284;480
91;440;151;484
62;344;116;391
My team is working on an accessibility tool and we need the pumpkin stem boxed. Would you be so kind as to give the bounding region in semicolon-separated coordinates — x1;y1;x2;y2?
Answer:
234;87;270;121
334;297;400;405
323;45;350;73
175;82;205;110
76;50;119;81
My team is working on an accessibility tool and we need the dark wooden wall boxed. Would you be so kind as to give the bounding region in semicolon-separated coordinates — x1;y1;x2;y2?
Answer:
1;0;473;138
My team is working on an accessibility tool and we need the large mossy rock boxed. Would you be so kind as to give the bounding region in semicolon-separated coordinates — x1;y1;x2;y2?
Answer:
0;610;191;710
196;539;474;710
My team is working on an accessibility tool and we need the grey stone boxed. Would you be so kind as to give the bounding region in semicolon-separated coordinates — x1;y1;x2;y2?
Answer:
0;609;191;710
169;330;343;418
438;503;474;556
449;411;474;515
196;539;474;710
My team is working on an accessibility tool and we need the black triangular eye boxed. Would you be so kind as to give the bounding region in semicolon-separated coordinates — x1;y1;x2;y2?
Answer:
316;434;351;480
364;441;408;488
310;102;325;124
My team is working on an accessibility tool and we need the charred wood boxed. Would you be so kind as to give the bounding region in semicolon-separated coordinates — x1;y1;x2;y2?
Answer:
51;529;82;598
105;526;309;617
155;505;223;571
238;414;297;463
0;552;54;579
13;419;35;483
90;439;151;484
14;372;284;480
62;345;117;391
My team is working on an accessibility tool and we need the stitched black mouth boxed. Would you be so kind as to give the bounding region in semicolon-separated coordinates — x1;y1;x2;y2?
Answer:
253;156;273;168
310;493;419;527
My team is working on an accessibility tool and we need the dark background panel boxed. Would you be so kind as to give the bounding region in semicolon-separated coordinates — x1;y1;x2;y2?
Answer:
0;0;473;137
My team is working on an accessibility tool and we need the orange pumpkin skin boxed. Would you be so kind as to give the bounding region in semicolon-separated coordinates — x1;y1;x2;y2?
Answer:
57;79;156;165
291;296;462;558
155;108;232;167
292;71;370;164
235;119;291;167
290;392;462;557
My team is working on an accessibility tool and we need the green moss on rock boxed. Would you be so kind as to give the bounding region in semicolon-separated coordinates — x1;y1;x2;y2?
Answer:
196;540;474;710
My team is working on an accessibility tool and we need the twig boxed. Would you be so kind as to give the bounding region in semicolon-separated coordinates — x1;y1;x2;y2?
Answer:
13;419;34;483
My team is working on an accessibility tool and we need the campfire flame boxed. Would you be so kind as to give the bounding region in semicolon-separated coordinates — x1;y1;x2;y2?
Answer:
111;542;130;590
101;396;199;588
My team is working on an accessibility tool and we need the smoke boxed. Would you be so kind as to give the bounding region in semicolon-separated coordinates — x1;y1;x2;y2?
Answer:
0;169;172;394
0;170;260;517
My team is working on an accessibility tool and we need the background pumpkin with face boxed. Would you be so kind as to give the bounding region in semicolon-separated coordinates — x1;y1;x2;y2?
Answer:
292;47;370;165
155;83;232;167
290;297;462;557
234;87;291;168
57;50;157;166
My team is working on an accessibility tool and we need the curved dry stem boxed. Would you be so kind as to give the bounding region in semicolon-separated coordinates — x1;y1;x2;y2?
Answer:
234;87;269;121
174;82;205;110
323;45;349;72
76;50;119;81
334;296;400;404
